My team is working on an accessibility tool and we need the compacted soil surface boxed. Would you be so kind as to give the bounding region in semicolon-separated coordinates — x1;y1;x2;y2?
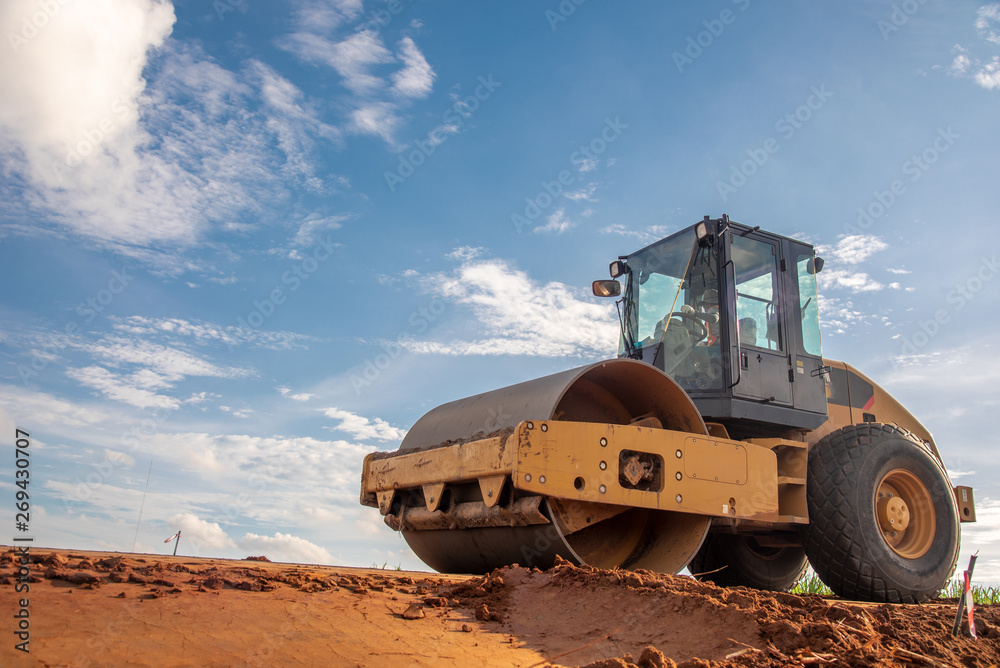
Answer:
1;547;997;667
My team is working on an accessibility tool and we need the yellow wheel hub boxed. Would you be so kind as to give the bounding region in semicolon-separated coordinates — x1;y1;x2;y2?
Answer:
875;470;935;559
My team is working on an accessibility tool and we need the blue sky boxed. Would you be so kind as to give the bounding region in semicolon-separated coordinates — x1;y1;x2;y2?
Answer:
1;0;999;578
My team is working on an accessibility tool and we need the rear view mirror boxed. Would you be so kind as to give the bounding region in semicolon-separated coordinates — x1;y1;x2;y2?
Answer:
592;280;621;298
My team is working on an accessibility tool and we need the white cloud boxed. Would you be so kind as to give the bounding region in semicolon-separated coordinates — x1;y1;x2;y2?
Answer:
400;258;618;357
600;224;672;246
237;531;333;564
818;296;865;335
289;0;363;33
67;366;180;410
977;3;1000;44
323;408;407;441
77;337;250;382
563;184;598;202
948;8;1000;90
816;235;889;265
168;513;238;551
818;269;884;293
0;6;347;259
104;449;136;468
248;60;342;190
291;212;348;247
815;235;889;294
110;315;315;350
350;102;402;142
446;246;483;262
533;208;575;235
392;37;435;98
0;385;109;428
285;31;394;95
277;387;314;402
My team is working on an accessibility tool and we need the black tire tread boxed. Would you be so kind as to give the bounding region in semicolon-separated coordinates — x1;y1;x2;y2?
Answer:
689;533;808;592
803;423;960;604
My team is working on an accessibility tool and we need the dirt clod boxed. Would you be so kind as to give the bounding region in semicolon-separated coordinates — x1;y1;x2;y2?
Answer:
402;603;425;620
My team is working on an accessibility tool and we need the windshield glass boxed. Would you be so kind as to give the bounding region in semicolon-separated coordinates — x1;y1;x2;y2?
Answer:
621;228;723;391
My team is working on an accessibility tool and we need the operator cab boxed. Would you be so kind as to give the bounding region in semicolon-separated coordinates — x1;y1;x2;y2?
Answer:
594;215;828;438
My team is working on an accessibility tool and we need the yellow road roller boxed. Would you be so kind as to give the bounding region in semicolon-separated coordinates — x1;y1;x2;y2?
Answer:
360;215;976;603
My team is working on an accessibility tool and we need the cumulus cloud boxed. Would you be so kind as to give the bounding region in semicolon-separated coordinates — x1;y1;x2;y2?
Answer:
237;531;333;564
399;257;618;357
0;4;346;260
323;408;407;441
169;513;238;551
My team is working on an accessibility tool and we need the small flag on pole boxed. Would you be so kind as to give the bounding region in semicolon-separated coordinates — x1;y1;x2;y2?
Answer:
164;530;181;556
965;570;977;639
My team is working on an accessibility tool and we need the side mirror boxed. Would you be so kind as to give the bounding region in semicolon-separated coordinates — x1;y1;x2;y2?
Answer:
609;260;627;278
592;280;621;298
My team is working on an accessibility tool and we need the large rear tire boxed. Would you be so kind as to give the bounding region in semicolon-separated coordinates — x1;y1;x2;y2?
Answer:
803;423;960;603
689;533;808;592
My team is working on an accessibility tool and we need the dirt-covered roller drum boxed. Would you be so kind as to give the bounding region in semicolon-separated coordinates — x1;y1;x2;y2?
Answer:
368;359;717;575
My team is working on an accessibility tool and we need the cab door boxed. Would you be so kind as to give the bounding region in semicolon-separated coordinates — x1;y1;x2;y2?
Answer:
727;232;792;406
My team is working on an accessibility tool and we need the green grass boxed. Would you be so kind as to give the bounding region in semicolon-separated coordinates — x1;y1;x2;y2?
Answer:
791;570;834;596
790;571;1000;603
936;579;1000;605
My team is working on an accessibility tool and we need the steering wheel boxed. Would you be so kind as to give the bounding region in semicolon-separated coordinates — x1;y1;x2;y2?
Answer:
665;311;708;342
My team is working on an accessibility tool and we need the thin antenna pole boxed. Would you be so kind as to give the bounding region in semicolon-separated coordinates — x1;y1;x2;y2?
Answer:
131;461;153;552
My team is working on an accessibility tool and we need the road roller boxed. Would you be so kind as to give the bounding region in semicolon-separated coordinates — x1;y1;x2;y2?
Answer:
360;215;977;603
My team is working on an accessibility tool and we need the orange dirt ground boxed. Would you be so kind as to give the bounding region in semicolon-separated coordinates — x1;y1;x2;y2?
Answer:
1;547;997;667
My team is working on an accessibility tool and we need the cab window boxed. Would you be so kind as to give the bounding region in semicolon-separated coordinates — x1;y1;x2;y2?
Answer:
731;235;781;351
796;253;823;356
